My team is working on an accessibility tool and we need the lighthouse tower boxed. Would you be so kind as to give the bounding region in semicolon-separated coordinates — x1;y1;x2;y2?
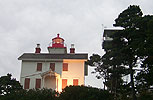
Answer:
48;34;67;54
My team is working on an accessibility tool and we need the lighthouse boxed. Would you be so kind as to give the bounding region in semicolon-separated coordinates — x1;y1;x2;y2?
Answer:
18;34;88;92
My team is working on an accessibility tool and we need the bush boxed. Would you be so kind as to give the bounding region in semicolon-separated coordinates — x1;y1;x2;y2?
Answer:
138;91;153;100
59;85;113;100
0;88;58;100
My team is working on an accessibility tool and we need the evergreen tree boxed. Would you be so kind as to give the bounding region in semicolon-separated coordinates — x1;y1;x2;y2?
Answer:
87;54;108;90
88;5;153;100
87;34;129;99
135;15;153;93
113;5;143;100
0;73;22;95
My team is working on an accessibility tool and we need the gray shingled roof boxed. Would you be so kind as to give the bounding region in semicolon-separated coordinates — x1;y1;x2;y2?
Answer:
18;53;88;60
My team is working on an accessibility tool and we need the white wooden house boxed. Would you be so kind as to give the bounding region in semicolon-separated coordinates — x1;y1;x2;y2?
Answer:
18;34;88;92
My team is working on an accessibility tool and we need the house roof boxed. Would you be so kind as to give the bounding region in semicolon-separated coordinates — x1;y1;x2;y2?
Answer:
18;53;88;60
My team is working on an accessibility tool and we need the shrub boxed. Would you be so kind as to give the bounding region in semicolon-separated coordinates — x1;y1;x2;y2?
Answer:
59;85;113;100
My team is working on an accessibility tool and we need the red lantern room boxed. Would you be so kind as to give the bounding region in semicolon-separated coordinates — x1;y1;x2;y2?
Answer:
48;34;67;54
49;34;66;48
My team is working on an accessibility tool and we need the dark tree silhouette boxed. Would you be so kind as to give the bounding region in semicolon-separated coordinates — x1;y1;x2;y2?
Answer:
0;73;22;95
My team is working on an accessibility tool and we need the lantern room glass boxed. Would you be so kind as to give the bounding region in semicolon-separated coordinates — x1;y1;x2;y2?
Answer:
53;38;64;44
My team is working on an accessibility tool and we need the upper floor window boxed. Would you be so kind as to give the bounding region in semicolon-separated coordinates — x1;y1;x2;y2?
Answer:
50;63;55;71
63;63;68;71
37;63;42;71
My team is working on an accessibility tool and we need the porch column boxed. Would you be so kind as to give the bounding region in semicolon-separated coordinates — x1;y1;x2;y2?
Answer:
56;77;58;92
42;76;44;88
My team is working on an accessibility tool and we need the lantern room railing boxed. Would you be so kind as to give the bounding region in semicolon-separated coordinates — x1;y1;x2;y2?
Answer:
48;42;67;48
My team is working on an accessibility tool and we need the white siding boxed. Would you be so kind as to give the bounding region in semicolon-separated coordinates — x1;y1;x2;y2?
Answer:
20;61;63;89
20;59;86;91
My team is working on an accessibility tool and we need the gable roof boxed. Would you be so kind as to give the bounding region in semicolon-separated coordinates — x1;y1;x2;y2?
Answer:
18;53;88;60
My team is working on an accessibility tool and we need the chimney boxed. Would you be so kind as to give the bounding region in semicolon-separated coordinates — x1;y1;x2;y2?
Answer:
35;44;41;53
70;44;75;53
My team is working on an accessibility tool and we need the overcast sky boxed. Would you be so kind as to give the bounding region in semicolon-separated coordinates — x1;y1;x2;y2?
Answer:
0;0;153;89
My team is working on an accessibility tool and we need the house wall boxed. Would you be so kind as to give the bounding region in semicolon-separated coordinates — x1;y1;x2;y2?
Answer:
62;59;85;86
20;60;63;89
20;59;86;91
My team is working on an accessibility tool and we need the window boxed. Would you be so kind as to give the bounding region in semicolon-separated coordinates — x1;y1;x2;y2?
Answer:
37;63;42;71
62;79;67;89
35;79;41;89
73;79;78;86
63;63;68;71
24;78;30;89
50;63;55;71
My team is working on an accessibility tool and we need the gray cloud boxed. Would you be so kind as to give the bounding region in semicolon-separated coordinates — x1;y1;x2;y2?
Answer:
0;0;153;88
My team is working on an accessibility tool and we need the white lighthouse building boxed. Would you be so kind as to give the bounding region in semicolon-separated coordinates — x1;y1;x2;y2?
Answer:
18;34;88;92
